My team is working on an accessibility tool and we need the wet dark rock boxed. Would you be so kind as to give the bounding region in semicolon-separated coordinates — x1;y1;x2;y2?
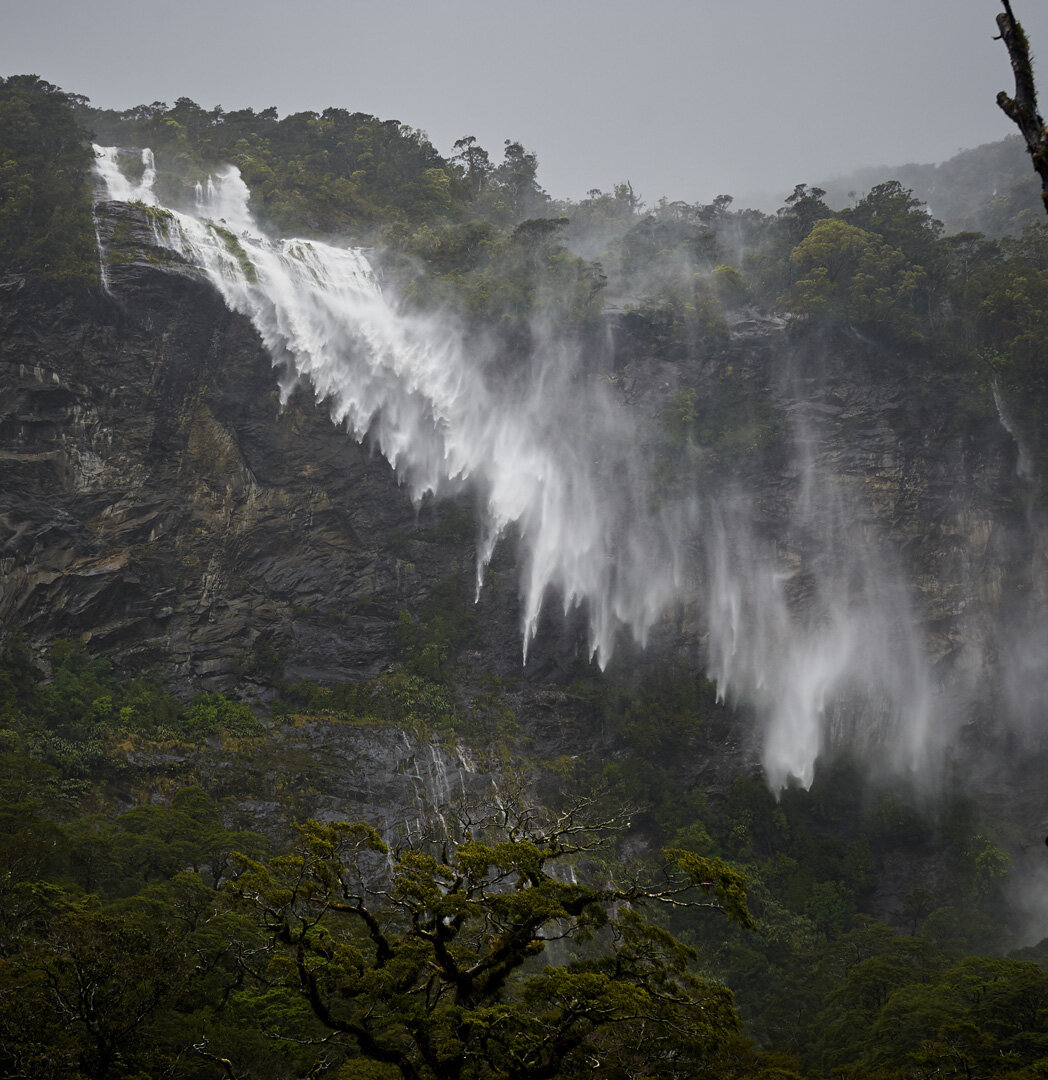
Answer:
123;720;498;843
2;204;470;690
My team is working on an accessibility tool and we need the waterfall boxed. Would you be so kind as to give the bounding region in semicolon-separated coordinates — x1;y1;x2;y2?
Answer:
705;453;935;790
992;381;1035;482
92;144;683;667
92;144;943;789
93;146;158;205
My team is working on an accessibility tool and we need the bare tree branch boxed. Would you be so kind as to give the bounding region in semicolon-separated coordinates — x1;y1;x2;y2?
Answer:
996;0;1048;215
192;1039;240;1080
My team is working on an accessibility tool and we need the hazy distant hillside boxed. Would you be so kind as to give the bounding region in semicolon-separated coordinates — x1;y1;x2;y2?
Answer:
820;134;1042;237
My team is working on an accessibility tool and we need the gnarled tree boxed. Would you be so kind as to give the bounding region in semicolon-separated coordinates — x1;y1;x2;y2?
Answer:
228;797;753;1080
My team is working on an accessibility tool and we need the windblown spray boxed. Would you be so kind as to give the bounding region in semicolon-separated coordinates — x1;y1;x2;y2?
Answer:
93;145;942;789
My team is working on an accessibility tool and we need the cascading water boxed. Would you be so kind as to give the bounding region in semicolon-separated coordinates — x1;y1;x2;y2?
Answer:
92;143;945;789
93;146;158;205
92;147;158;292
92;145;683;667
705;421;936;789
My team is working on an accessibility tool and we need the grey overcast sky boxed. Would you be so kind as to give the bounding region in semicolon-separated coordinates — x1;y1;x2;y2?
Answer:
3;0;1045;206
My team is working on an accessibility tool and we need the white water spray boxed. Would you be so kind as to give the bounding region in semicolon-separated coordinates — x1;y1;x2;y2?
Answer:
92;145;944;789
93;145;682;668
705;474;935;790
93;146;158;205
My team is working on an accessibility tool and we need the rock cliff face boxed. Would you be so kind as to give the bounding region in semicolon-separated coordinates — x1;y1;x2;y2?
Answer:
2;202;478;688
1;202;1045;793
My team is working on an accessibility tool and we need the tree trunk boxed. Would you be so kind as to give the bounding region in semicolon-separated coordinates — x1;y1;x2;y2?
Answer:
996;0;1048;216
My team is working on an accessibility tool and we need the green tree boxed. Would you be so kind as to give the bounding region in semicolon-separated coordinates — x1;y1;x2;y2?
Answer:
474;140;548;224
790;217;925;337
0;886;204;1080
777;184;832;243
453;136;493;197
843;180;943;267
228;799;753;1080
0;75;97;285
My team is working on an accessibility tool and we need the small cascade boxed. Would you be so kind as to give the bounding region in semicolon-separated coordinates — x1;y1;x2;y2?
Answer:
992;381;1035;481
427;744;452;805
92;208;111;294
399;739;480;839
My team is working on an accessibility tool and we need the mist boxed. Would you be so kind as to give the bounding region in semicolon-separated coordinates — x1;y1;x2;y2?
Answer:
93;142;1048;795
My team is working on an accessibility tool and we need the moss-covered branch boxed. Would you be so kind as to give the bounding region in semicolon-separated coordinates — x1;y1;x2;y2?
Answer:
996;0;1048;215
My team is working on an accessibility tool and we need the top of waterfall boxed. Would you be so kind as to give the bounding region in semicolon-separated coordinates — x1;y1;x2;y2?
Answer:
93;146;157;205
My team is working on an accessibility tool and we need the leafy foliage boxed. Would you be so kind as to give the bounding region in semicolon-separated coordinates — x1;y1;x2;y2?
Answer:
278;669;459;732
228;802;752;1079
0;637;263;758
0;75;97;284
790;218;925;336
79;97;465;236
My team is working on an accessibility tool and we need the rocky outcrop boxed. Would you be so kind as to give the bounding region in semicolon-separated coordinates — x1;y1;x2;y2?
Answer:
2;203;482;690
121;718;498;842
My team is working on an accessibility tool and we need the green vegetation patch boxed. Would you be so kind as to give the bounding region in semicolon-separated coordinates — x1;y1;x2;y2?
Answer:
0;75;98;285
211;222;259;282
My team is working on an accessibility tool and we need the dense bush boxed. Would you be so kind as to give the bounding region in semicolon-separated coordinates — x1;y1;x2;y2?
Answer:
0;75;97;284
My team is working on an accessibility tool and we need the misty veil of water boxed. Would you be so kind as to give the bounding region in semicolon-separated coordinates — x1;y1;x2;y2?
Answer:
93;144;943;790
